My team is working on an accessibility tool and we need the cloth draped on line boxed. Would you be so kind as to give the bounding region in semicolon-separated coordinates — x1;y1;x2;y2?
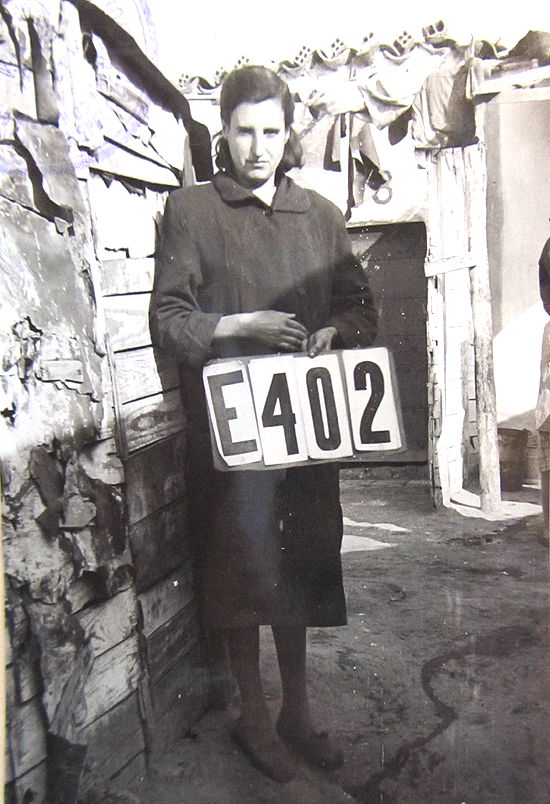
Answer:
288;43;475;215
149;171;378;629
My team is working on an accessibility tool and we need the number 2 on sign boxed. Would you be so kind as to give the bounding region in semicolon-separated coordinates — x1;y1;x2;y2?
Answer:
342;349;401;453
353;361;391;444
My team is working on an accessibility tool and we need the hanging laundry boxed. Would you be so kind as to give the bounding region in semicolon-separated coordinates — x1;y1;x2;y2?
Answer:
410;48;477;149
350;114;384;187
323;115;343;171
349;113;392;210
354;45;446;129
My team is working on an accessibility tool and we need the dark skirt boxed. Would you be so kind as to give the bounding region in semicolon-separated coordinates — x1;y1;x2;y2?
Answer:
186;433;347;629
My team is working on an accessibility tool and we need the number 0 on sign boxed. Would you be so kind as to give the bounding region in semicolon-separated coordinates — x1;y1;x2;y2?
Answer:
292;353;354;460
203;347;403;470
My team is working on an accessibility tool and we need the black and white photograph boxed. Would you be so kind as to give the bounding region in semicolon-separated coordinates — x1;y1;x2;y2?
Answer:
1;1;550;802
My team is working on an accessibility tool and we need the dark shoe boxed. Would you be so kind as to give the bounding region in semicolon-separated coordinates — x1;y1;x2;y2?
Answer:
276;720;344;770
230;719;297;783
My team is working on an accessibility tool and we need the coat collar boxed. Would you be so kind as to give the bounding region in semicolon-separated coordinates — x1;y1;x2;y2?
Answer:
213;171;311;213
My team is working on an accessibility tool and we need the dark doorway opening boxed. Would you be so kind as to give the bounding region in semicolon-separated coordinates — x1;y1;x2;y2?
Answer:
348;221;428;463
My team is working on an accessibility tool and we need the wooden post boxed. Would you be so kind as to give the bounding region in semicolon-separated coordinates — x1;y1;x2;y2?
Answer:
470;259;501;512
0;497;5;795
465;143;501;512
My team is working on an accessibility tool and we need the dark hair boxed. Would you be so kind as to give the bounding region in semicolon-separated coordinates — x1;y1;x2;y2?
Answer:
215;65;303;174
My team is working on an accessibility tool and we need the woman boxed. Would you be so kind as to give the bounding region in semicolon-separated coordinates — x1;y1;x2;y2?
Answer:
149;65;378;783
537;236;550;545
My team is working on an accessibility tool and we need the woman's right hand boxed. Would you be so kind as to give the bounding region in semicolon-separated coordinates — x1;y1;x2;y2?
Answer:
214;311;308;352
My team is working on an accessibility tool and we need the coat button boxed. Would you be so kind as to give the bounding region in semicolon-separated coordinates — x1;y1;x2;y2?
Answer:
264;208;273;217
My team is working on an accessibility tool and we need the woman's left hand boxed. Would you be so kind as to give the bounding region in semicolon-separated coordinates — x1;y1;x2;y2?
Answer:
305;326;338;357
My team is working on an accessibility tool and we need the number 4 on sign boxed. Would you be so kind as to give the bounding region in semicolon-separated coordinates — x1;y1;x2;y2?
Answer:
248;356;309;466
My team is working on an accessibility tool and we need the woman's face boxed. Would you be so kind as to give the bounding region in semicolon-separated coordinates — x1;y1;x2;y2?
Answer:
222;98;289;188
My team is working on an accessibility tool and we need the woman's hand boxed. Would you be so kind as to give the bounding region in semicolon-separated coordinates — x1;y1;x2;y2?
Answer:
214;311;308;352
306;326;338;357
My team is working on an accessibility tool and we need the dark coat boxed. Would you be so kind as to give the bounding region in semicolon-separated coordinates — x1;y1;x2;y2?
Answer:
149;172;378;629
540;237;550;314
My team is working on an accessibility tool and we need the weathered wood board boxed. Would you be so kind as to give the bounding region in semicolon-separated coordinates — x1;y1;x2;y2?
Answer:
149;641;208;752
1;2;207;798
13;653;40;705
115;346;180;404
423;144;493;506
138;561;194;639
108;750;147;789
5;624;13;667
97;355;116;441
144;602;200;686
1;64;37;119
80;635;140;727
65;576;101;616
148;104;187;170
77;691;146;790
52;0;104;151
103;293;152;352
91;141;180;187
5;667;16;783
11;760;47;804
6;697;47;779
129;497;190;592
88;173;165;258
124;432;186;525
122;388;186;454
99;256;155;296
0;144;37;209
96;71;149;124
77;588;138;658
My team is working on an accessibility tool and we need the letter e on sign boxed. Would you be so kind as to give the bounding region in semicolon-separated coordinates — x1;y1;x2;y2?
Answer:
341;348;401;452
203;360;263;467
248;355;309;465
294;353;353;460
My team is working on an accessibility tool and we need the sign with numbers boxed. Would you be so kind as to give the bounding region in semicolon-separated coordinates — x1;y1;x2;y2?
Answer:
203;347;404;470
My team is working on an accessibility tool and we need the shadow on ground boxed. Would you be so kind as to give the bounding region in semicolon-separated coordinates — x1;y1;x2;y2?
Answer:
112;471;549;804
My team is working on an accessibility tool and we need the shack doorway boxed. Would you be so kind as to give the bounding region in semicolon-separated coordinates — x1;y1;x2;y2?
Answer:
349;222;428;465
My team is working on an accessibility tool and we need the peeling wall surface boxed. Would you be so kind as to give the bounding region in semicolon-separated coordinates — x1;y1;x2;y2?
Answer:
0;2;209;802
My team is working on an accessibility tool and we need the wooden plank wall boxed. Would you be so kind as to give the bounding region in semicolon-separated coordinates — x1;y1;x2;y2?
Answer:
444;267;474;495
4;4;208;800
74;592;146;791
4;595;47;804
89;179;187;456
424;146;480;506
426;274;445;506
90;172;208;754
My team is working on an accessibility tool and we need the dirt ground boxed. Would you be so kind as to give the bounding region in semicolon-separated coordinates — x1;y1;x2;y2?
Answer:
109;469;550;804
